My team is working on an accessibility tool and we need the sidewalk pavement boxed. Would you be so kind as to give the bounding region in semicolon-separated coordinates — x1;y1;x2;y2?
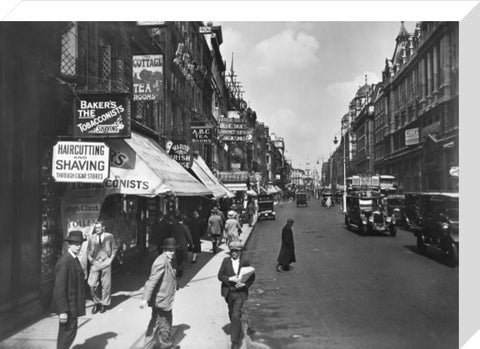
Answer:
0;214;260;349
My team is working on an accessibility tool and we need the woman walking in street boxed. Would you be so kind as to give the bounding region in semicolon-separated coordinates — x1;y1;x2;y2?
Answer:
188;210;203;263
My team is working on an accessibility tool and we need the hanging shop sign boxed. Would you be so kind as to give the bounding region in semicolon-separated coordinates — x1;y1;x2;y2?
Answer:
52;141;110;183
405;128;419;146
74;93;131;138
191;126;213;143
132;54;164;101
169;143;192;169
218;117;253;142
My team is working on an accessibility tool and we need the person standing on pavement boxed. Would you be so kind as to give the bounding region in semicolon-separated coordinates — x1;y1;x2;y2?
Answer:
276;218;296;272
207;207;224;254
246;200;255;227
224;210;242;246
140;237;178;349
171;214;193;279
188;210;203;263
218;241;256;349
87;220;118;314
51;230;86;349
151;212;172;255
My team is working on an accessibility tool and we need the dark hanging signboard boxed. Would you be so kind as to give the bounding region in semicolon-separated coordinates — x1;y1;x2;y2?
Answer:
169;143;192;169
73;93;131;138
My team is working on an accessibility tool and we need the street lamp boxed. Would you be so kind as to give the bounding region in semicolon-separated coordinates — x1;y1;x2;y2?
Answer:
333;132;347;213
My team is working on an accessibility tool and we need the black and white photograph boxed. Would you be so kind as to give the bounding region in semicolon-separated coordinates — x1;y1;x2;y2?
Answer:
0;1;477;349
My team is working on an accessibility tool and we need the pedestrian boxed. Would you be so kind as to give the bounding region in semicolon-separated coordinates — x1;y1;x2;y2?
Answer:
224;210;242;246
87;220;118;314
151;212;172;255
276;218;296;272
51;230;87;349
188;210;203;263
246;200;255;227
217;241;256;349
140;237;178;349
207;207;224;254
171;214;193;279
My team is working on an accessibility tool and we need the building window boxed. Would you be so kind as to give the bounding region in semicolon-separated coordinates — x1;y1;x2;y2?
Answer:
60;22;78;76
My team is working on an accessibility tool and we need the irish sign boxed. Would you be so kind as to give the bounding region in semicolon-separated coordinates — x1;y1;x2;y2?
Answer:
52;141;110;183
169;143;192;169
74;94;130;138
132;54;164;101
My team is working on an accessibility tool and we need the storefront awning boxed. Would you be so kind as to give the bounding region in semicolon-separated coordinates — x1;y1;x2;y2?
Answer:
190;155;234;199
224;183;248;193
107;132;213;197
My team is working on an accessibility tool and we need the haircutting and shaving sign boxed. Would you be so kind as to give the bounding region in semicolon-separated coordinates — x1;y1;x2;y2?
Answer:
74;94;131;138
52;141;110;183
132;54;164;101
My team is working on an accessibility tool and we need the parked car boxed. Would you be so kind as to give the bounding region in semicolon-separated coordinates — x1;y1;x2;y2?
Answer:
415;192;459;267
382;194;407;227
404;192;424;233
257;194;276;220
345;192;397;236
296;191;308;207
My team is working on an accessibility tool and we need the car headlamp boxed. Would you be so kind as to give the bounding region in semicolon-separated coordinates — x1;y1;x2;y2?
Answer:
441;223;449;230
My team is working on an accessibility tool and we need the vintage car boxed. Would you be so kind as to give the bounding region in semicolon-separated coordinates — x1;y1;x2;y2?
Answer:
296;191;308;207
257;193;276;220
382;194;407;227
345;192;397;236
415;192;459;267
404;192;424;233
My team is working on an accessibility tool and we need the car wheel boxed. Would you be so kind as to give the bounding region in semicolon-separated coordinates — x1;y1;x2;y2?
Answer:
417;234;427;254
390;225;397;237
359;224;367;236
446;243;458;268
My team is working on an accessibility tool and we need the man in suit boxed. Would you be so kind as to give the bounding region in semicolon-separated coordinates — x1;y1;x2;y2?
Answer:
171;214;193;279
51;230;87;349
151;212;172;255
87;220;118;314
276;218;296;272
140;237;178;349
218;241;256;349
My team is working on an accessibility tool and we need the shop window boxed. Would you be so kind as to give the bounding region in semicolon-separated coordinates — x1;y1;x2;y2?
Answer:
60;22;78;77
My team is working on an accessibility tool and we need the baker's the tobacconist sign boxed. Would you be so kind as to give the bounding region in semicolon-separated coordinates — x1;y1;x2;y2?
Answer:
74;94;131;138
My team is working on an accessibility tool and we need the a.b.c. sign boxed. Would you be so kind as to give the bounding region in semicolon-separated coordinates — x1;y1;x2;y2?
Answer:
74;94;131;138
52;141;110;183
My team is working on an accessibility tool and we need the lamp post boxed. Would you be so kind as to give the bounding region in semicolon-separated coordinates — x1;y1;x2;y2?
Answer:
333;132;347;213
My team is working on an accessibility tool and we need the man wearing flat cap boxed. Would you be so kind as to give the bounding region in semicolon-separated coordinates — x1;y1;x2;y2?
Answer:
51;230;87;349
218;241;256;349
276;218;296;272
140;237;178;349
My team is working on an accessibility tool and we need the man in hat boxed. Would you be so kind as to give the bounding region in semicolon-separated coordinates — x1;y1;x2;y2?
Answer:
207;207;224;254
218;241;256;349
51;230;87;349
140;237;178;349
171;214;193;279
276;218;296;272
87;220;118;314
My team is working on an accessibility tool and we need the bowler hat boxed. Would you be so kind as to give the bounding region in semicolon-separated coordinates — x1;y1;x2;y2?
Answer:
228;241;243;251
64;230;86;243
162;237;179;250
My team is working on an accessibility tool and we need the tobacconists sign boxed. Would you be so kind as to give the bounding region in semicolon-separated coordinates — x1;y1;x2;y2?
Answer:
191;126;213;143
74;93;131;138
52;141;110;183
132;54;164;101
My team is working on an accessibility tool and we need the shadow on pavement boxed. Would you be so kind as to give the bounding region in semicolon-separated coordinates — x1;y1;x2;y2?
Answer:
172;323;190;347
71;331;117;349
222;323;231;335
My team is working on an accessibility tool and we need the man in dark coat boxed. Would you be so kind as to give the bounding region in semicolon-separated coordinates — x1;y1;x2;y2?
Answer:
51;230;87;349
218;241;255;349
171;214;193;279
276;218;296;272
151;212;172;255
188;210;203;263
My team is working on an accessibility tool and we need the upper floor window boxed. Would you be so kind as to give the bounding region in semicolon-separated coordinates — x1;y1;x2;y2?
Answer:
60;22;78;77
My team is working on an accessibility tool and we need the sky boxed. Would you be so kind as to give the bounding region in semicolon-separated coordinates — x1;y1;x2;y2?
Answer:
217;21;416;169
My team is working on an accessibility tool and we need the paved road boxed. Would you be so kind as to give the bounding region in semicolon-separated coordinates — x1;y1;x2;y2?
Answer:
242;198;458;349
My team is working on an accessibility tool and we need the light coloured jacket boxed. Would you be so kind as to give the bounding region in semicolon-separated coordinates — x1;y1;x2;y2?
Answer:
142;253;177;311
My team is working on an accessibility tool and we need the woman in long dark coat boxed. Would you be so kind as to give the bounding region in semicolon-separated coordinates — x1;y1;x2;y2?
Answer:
188;210;203;263
276;218;296;272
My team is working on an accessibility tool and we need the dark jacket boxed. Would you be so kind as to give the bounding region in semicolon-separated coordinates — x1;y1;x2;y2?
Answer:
152;218;172;247
218;256;255;300
277;223;296;266
51;252;86;318
188;217;204;253
172;222;193;250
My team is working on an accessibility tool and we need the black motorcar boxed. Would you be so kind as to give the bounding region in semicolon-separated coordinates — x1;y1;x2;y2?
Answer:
415;192;459;267
383;194;407;227
345;193;397;236
296;191;308;207
257;194;276;220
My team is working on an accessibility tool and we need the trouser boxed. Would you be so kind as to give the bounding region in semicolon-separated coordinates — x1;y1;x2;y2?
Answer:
88;264;112;306
144;308;173;349
211;234;221;253
175;248;188;278
57;317;78;349
226;292;246;346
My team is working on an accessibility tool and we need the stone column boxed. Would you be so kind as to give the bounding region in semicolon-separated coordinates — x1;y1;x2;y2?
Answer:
426;51;433;104
432;45;439;100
